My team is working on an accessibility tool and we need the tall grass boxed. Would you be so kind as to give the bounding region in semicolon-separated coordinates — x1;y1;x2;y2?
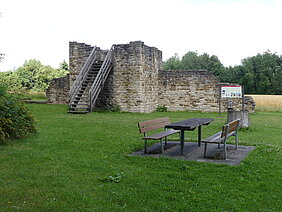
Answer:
247;95;282;112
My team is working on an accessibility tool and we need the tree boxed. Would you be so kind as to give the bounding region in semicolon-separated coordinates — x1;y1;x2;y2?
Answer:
164;50;282;94
240;51;282;94
163;53;181;70
59;60;69;71
1;59;69;92
0;71;22;93
16;59;42;89
163;51;225;79
33;65;68;91
224;51;282;94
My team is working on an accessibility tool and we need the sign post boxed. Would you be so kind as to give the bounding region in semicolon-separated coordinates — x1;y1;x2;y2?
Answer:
221;85;242;98
219;85;243;116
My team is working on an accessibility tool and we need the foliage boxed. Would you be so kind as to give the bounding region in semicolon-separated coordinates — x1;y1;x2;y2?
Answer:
163;53;182;70
164;50;282;94
1;59;69;92
224;51;282;94
163;51;225;78
0;71;24;93
0;84;36;142
109;105;121;112
156;105;168;112
0;105;281;211
59;60;69;71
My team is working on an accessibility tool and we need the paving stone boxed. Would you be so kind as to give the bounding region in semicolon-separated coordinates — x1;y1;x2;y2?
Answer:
130;141;255;166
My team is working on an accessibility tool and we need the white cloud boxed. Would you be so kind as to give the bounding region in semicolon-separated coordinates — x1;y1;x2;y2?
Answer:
0;0;282;71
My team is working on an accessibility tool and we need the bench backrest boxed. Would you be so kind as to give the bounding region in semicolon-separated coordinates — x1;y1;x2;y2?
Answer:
138;117;170;134
221;119;240;138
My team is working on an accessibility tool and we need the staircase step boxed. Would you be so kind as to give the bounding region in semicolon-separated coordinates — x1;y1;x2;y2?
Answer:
73;100;89;104
69;50;112;115
75;97;88;100
72;103;89;106
70;105;89;108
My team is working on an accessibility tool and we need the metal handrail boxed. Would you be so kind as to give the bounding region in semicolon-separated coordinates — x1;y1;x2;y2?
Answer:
69;46;98;105
89;46;113;112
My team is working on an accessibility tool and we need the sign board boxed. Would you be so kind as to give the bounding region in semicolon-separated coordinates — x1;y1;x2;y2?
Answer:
221;85;242;98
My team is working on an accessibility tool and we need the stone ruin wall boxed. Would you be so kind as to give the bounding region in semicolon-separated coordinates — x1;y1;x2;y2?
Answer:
159;70;219;112
47;41;256;113
95;41;162;113
46;75;69;104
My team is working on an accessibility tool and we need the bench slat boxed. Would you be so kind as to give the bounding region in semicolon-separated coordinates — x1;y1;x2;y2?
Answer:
222;119;240;137
144;129;180;140
138;117;170;128
203;131;236;143
202;131;222;142
139;121;170;133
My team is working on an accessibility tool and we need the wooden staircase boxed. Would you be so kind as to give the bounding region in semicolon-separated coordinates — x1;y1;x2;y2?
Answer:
68;47;113;114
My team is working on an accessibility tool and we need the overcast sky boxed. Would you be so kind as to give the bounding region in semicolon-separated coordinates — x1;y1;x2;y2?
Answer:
1;0;282;71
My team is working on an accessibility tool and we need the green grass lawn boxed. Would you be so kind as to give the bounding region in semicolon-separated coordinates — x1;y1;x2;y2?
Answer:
0;104;281;211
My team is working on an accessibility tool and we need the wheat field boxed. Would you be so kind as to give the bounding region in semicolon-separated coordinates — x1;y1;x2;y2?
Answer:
247;95;282;112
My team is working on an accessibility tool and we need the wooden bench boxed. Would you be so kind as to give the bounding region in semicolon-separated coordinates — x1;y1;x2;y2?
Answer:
202;119;240;159
138;117;180;154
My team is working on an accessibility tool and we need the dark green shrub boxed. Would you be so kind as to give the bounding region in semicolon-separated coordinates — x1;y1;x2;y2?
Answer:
110;105;121;112
0;84;36;142
156;105;168;112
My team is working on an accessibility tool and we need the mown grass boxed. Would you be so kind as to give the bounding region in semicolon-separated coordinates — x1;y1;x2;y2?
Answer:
248;95;282;112
0;104;281;211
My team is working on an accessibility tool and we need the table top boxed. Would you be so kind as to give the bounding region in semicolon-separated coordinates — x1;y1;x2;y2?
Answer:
165;118;214;130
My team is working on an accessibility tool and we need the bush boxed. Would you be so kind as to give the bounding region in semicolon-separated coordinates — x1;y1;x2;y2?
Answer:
0;84;36;142
156;105;168;112
110;105;121;112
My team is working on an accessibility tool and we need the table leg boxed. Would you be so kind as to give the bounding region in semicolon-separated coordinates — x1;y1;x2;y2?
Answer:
181;129;185;155
198;125;202;146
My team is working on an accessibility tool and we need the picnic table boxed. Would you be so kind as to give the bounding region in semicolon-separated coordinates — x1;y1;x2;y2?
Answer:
165;118;214;155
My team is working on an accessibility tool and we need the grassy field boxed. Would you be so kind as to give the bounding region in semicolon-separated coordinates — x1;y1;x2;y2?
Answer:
20;92;47;101
248;95;282;112
0;104;281;211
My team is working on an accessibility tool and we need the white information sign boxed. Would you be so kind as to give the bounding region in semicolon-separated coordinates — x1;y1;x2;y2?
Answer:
221;86;242;98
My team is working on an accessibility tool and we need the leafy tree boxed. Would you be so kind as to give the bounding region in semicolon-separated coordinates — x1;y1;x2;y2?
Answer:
3;59;69;92
59;60;69;71
0;71;23;93
163;53;181;70
34;65;68;91
164;50;282;94
238;51;282;94
16;59;42;89
163;51;225;78
224;51;282;94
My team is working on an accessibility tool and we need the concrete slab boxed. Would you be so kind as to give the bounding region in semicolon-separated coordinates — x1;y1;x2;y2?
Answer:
130;141;255;166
